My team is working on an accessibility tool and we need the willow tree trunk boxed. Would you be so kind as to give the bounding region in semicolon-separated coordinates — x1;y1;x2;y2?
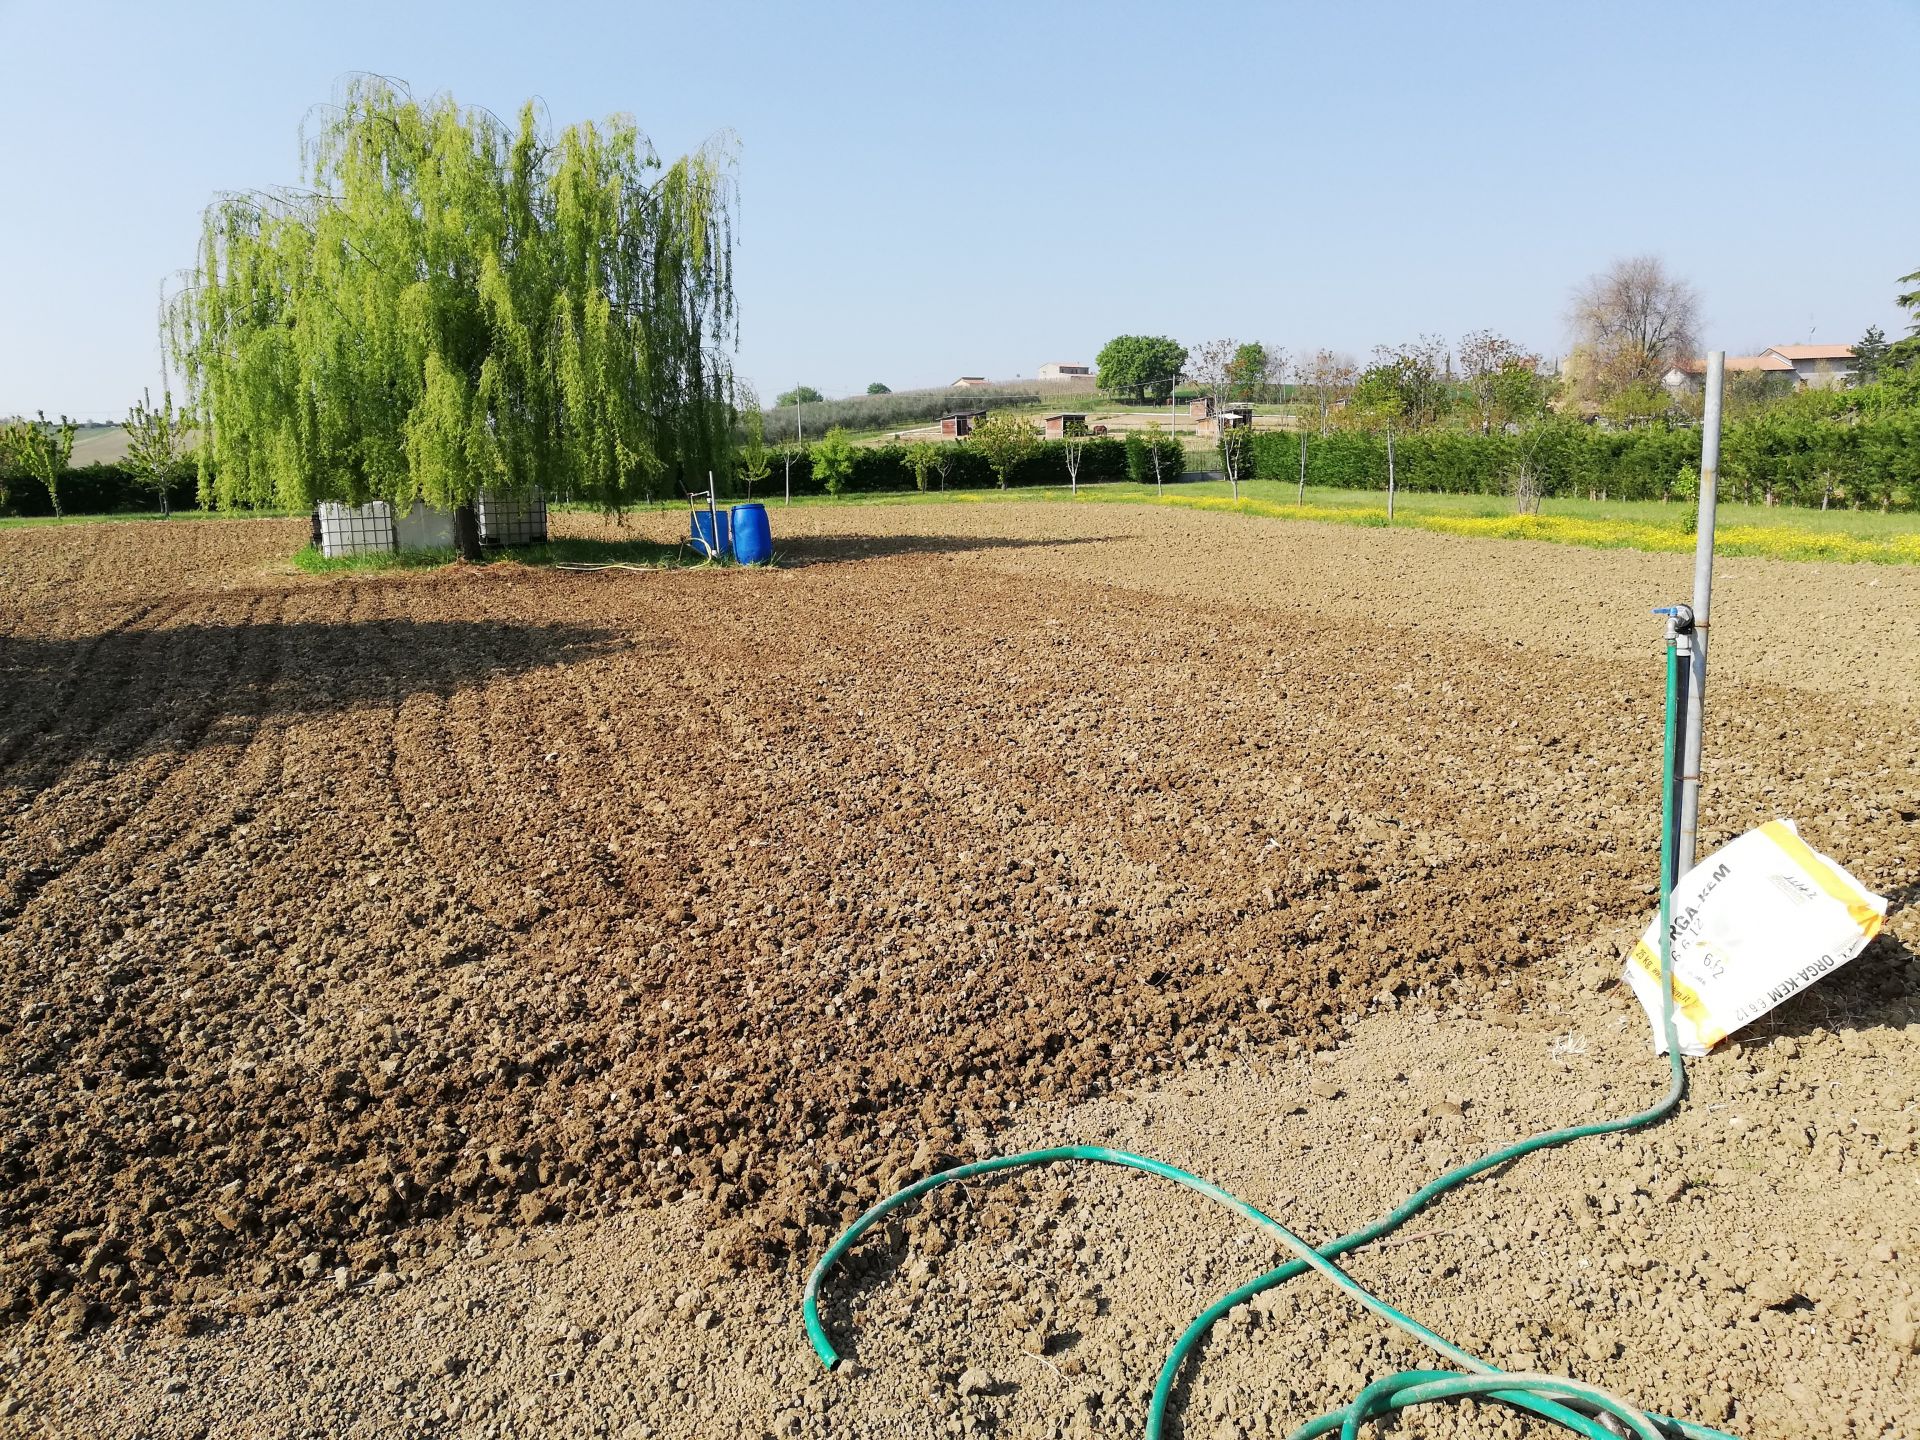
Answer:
452;503;482;562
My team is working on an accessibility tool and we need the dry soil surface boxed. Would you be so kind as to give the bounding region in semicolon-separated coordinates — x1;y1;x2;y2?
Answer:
2;503;1915;1440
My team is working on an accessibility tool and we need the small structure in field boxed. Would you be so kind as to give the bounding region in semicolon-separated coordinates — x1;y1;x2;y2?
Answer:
941;410;986;438
313;490;548;556
1042;413;1087;440
950;376;990;389
314;501;396;558
477;489;549;546
395;500;454;551
1191;401;1254;435
1189;396;1215;421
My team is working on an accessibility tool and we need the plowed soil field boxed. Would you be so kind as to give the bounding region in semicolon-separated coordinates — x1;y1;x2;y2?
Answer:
2;505;1916;1438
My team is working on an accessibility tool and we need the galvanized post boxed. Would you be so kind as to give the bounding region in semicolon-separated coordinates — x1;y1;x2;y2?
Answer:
1385;422;1396;522
1666;615;1693;892
1297;429;1307;505
1677;350;1724;876
707;470;720;560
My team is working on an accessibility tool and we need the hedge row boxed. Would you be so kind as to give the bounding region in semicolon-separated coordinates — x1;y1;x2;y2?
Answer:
745;437;1132;497
15;416;1917;517
0;463;201;519
1249;418;1920;510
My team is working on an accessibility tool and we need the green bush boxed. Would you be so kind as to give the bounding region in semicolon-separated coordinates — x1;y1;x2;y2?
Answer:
1244;419;1920;508
0;461;200;518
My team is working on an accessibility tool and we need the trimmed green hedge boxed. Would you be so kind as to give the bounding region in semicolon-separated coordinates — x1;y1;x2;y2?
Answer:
0;462;200;518
1251;418;1920;510
15;416;1915;516
749;436;1131;497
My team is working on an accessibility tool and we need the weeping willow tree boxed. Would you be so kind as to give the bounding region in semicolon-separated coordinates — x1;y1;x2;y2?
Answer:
170;76;736;558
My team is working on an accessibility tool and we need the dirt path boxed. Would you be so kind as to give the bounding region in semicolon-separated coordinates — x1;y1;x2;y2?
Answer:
1;504;1914;1438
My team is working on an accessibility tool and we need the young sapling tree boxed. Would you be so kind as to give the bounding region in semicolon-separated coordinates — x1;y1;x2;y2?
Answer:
968;413;1037;489
1060;418;1089;496
122;388;193;516
811;427;857;496
1;411;78;517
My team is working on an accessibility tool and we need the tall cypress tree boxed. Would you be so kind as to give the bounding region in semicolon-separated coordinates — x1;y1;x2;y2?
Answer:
171;76;736;557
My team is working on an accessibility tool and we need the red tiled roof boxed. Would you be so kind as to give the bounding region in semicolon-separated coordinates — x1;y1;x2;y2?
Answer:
1766;344;1855;361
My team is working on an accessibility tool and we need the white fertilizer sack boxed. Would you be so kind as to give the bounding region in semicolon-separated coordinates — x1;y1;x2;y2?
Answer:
1624;819;1887;1056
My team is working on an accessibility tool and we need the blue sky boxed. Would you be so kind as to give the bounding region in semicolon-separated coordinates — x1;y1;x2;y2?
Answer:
2;0;1915;418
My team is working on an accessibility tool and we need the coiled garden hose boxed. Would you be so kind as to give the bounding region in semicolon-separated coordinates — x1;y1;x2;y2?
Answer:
804;630;1743;1438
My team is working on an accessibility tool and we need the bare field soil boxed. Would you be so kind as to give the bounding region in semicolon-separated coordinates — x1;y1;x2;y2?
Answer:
2;505;1916;1438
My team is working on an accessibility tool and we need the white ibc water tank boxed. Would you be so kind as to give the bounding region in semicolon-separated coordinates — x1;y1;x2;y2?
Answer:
477;489;548;546
395;499;456;552
315;501;396;558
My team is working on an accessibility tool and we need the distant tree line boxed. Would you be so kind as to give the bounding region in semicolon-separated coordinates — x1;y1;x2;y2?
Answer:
761;381;1057;440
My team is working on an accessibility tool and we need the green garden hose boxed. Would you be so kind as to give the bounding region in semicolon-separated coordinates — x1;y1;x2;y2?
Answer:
804;628;1741;1438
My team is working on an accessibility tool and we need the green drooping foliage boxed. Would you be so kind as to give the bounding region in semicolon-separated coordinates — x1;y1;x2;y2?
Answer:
0;411;78;517
171;76;737;525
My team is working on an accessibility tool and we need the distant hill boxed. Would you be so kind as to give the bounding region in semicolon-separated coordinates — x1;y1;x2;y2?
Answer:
70;424;132;466
0;421;195;468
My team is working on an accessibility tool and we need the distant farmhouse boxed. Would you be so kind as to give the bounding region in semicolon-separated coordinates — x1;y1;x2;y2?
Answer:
950;376;991;389
1665;344;1856;392
1037;362;1092;381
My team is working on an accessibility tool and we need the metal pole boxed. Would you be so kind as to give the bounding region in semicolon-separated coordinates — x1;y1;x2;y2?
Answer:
1385;422;1396;522
1677;350;1724;876
1297;429;1306;505
1663;611;1693;892
707;470;720;560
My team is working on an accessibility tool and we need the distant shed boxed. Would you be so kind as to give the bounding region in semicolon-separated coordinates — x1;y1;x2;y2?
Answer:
941;410;987;438
1042;412;1087;440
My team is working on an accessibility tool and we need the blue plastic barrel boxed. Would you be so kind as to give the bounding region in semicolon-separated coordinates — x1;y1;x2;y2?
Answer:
691;507;732;559
731;503;773;565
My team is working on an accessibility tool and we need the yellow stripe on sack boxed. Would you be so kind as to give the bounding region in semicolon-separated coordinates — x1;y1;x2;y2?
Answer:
1628;939;1725;1047
1758;821;1885;939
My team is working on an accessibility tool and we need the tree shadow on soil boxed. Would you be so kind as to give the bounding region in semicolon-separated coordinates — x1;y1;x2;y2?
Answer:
771;532;1120;567
0;618;620;781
